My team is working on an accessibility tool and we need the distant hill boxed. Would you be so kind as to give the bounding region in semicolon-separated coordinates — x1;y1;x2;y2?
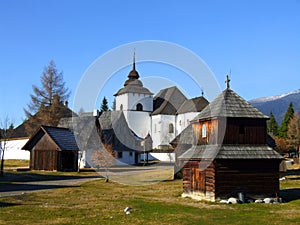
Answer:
249;89;300;124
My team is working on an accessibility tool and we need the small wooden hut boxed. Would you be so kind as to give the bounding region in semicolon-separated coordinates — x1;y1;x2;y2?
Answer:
22;126;79;171
178;81;283;202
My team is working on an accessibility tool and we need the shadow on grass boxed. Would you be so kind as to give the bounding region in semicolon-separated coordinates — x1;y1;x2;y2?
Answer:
0;202;20;207
0;183;75;194
280;188;300;202
285;169;300;176
0;172;101;183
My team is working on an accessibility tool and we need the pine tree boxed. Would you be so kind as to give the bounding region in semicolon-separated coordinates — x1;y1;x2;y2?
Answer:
24;61;71;134
100;97;109;112
268;111;278;136
279;102;294;138
287;112;300;152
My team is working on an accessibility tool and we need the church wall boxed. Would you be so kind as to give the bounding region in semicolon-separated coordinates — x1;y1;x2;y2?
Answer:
151;114;176;149
127;93;153;112
115;94;128;111
176;112;199;135
124;111;151;138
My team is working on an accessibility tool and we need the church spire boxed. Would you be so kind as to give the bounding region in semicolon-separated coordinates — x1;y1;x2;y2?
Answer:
124;51;140;86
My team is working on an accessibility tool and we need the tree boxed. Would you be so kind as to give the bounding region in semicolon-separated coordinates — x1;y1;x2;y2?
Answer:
268;111;278;136
274;136;289;155
279;102;294;138
0;117;14;176
287;112;300;154
24;60;71;134
100;97;109;112
91;143;115;182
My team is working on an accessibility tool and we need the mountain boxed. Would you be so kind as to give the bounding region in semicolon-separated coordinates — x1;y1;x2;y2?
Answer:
249;89;300;124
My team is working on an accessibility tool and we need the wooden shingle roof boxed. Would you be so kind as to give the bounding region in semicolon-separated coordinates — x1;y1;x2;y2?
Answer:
176;96;209;114
178;144;283;160
152;86;187;115
22;126;79;151
193;88;269;121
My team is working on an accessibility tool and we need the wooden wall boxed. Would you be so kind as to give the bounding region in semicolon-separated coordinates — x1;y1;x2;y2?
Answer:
192;118;267;145
214;159;280;199
30;134;58;171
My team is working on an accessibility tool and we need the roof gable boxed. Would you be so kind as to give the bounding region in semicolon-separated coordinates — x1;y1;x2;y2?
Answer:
22;126;79;151
193;89;269;121
152;86;187;115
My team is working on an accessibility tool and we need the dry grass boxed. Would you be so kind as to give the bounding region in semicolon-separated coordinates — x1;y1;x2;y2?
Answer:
0;170;299;225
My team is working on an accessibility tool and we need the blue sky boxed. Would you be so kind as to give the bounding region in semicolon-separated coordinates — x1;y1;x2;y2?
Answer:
1;0;300;126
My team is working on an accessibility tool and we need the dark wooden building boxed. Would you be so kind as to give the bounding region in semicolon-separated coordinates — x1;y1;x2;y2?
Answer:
178;81;283;202
22;126;79;171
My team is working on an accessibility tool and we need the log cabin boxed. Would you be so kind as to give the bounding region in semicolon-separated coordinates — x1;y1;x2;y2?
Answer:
22;126;79;171
178;78;283;202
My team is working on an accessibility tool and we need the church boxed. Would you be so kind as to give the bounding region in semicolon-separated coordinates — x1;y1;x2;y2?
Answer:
113;54;209;152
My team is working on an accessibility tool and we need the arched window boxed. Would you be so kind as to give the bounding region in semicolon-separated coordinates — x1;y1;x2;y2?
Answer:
169;123;174;133
202;124;207;138
136;103;143;111
120;104;123;111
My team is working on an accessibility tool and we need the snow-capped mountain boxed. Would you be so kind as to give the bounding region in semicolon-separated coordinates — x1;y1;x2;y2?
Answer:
249;89;300;123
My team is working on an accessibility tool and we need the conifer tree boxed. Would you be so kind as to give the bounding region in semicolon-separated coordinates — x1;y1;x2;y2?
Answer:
24;61;71;134
268;111;278;136
100;97;109;112
287;112;300;152
279;102;294;138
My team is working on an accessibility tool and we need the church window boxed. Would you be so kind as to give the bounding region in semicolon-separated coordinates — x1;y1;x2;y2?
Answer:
117;152;123;158
120;104;123;111
179;120;182;126
136;103;143;111
154;124;157;133
187;119;190;125
169;123;174;133
202;124;207;138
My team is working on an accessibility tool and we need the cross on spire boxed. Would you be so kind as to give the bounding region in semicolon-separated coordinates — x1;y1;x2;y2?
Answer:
133;50;136;71
225;75;231;89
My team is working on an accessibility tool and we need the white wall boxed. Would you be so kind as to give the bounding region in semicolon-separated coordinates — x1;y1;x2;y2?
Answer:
151;115;176;149
176;112;199;134
124;111;151;138
116;93;153;112
1;138;30;160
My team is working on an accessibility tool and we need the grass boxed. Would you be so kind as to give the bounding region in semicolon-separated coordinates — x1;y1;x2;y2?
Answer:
3;159;29;168
0;170;299;225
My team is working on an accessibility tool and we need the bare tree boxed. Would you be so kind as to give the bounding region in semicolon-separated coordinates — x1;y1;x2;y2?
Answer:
24;60;71;134
0;117;14;176
91;143;115;182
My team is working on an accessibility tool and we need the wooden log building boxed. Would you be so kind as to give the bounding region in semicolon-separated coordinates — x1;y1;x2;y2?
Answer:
22;126;79;171
178;78;283;201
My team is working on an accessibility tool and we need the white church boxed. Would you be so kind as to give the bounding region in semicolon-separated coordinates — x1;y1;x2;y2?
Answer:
113;55;209;151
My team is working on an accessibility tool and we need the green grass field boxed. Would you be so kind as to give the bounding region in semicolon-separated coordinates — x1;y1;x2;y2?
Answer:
0;170;299;225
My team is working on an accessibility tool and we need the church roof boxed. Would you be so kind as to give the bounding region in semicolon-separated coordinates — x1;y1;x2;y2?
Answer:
178;144;283;160
114;80;153;96
114;53;153;96
192;88;269;121
152;86;187;115
176;96;209;114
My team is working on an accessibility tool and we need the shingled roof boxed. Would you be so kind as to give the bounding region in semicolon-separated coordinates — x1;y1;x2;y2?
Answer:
178;144;283;160
176;96;209;114
114;79;153;96
22;126;79;151
192;88;269;121
152;86;187;115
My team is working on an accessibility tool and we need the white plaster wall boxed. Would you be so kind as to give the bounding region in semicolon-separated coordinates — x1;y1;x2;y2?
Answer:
115;94;128;111
116;151;136;165
176;112;199;134
124;111;151;138
2;139;30;160
151;115;162;148
141;152;175;162
127;93;153;111
151;115;176;148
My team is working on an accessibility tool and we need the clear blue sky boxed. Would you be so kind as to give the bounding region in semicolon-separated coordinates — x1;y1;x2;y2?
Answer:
1;0;300;126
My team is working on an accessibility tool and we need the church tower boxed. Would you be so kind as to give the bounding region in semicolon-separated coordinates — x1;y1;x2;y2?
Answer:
114;53;153;138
